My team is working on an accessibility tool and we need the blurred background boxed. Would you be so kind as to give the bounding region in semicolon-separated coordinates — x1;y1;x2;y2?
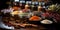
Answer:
0;0;60;30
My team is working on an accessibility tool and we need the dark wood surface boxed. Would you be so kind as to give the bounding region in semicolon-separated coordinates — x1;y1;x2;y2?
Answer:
1;16;57;30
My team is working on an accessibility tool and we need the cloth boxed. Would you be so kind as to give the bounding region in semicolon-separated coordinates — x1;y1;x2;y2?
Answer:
49;12;60;22
1;9;13;14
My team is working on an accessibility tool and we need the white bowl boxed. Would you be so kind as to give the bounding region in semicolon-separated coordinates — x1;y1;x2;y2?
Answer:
41;19;53;24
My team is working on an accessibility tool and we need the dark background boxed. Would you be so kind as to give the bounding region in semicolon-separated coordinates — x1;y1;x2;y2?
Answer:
51;0;60;4
0;0;10;10
0;0;60;10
